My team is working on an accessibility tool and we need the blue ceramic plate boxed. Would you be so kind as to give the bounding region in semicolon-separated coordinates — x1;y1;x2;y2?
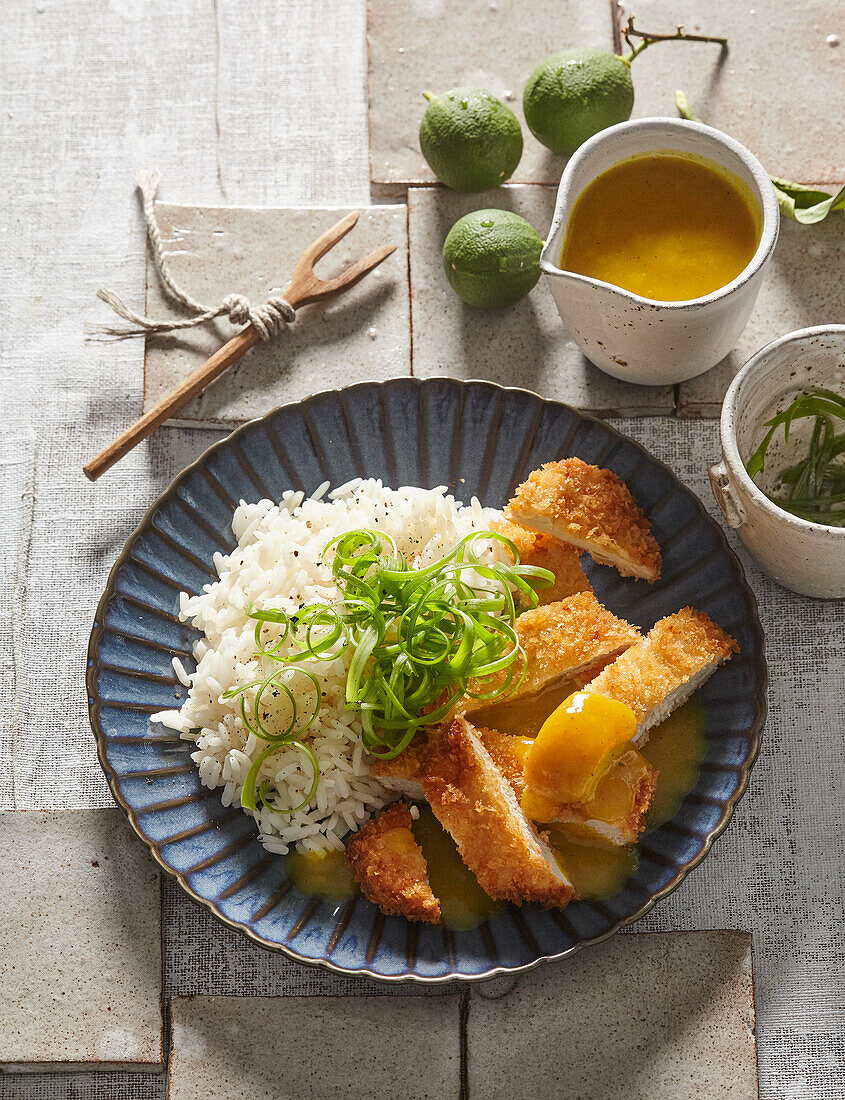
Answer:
88;378;766;982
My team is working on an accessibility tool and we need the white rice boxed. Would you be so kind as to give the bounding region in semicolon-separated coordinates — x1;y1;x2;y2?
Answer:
152;478;502;854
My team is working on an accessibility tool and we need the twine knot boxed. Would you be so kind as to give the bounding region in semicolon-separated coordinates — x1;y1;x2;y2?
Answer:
89;169;296;342
221;293;296;339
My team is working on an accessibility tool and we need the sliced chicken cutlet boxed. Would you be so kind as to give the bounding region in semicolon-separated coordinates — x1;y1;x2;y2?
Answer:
463;591;640;714
584;607;738;747
346;800;441;923
544;750;658;846
491;518;592;605
371;724;522;802
419;717;575;909
369;734;428;802
475;725;530;801
478;728;655;847
505;457;661;582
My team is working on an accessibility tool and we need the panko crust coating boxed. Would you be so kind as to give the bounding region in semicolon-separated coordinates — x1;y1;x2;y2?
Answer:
584;607;738;740
505;458;662;581
419;718;575;909
464;591;641;710
491;518;592;604
346;800;441;923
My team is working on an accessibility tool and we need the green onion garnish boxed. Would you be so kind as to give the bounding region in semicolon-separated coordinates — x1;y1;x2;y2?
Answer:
227;527;553;814
745;388;845;527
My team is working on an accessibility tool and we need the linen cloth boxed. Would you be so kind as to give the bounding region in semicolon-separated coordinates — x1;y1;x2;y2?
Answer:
1;1;843;1096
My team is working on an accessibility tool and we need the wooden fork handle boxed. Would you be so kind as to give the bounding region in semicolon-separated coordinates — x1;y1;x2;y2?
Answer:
83;325;261;481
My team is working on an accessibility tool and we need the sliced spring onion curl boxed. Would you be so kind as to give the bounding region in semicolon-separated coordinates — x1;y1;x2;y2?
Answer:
745;389;845;526
225;528;553;815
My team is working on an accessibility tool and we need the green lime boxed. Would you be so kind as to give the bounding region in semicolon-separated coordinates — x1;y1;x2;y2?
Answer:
442;209;543;309
420;88;523;192
523;48;634;157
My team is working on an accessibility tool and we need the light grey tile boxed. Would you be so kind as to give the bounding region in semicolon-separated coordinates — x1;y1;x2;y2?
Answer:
0;425;35;808
678;206;845;417
0;810;162;1071
408;186;675;414
618;0;845;184
367;0;614;190
143;203;411;429
467;930;757;1100
169;993;461;1099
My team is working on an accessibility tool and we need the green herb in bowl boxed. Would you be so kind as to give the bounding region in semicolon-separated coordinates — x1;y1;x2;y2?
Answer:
745;388;845;526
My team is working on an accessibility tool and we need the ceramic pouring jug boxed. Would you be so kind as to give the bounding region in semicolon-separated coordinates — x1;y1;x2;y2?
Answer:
540;118;780;387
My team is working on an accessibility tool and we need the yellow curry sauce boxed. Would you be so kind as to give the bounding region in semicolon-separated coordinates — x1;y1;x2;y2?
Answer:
286;847;357;901
286;696;707;928
561;152;760;302
412;807;502;930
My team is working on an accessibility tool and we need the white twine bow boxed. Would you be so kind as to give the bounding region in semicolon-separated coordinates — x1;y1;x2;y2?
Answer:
90;169;296;341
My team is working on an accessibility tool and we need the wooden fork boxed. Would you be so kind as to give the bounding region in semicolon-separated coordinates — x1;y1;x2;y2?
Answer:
83;211;395;481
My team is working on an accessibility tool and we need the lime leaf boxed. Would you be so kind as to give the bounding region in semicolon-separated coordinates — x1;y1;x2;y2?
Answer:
675;91;845;224
769;178;845;225
674;90;703;124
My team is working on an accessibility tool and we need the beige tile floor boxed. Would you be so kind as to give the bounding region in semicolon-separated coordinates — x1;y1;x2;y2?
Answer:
617;0;845;184
408;185;676;414
467;931;758;1099
143;203;411;428
165;931;757;1099
0;811;162;1072
369;0;845;190
169;994;462;1098
367;0;614;191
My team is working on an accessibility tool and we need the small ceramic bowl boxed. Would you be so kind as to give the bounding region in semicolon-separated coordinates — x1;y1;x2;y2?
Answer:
710;325;845;598
540;118;780;386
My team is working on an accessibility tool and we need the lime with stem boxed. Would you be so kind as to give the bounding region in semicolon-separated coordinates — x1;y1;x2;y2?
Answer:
523;16;727;157
420;87;523;192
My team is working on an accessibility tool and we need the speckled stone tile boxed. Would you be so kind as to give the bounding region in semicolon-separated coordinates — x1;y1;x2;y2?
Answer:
367;0;614;190
408;186;675;414
678;204;845;417
467;930;757;1100
143;203;410;428
617;0;845;184
0;810;162;1072
168;994;461;1099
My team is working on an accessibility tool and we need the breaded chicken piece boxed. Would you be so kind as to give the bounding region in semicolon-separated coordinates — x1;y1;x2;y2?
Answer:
477;726;530;801
505;458;662;582
548;750;658;846
491;518;592;605
463;591;640;713
346;801;441;923
371;724;523;802
584;607;738;746
419;717;575;909
369;733;429;801
477;731;654;847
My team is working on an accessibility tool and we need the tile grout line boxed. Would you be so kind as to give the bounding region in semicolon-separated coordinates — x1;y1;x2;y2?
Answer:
459;987;470;1099
160;877;171;1097
406;197;414;377
610;0;623;53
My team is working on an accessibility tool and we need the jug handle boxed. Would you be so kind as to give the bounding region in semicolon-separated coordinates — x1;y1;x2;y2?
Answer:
709;462;745;529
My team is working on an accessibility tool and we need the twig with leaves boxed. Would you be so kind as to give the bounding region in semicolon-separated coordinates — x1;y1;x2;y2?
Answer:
621;15;727;62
